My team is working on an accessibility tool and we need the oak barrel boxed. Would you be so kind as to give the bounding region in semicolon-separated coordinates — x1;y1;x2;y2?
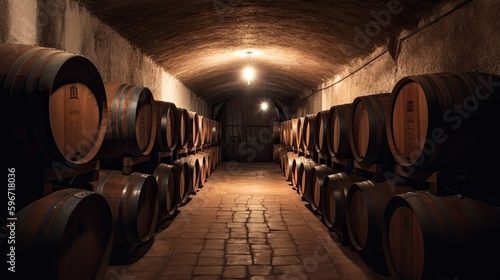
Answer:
346;179;413;275
383;191;500;280
152;163;179;221
291;156;306;190
296;116;305;150
284;120;292;146
280;148;287;174
284;152;299;182
281;120;288;146
98;82;157;158
176;107;190;149
187;111;201;148
349;93;392;164
310;164;340;214
172;158;190;204
191;153;208;188
327;103;353;159
197;114;205;148
299;158;318;200
315;110;330;154
211;147;219;170
91;170;159;246
155;100;178;152
199;150;213;178
175;156;200;196
289;118;299;149
321;172;366;244
302;114;316;152
386;72;500;174
1;43;108;167
9;188;113;280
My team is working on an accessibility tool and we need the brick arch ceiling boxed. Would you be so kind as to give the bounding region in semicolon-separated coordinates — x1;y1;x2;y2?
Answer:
78;0;451;106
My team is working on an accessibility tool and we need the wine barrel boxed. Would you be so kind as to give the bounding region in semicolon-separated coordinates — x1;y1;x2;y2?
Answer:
386;72;500;174
327;103;353;159
280;121;287;145
204;117;211;147
7;188;113;280
383;191;500;280
197;114;205;148
291;156;306;190
299;158;318;200
349;93;392;164
206;118;214;145
98;82;157;159
1;43;108;167
172;158;190;204
211;147;219;170
346;179;413;275
310;164;340;214
290;118;299;149
191;153;207;188
211;121;218;143
315;110;330;154
152;163;179;222
284;152;299;182
296;116;305;150
155;100;178;152
176;107;190;149
198;150;213;179
280;148;287;174
187;111;200;148
302;114;316;152
91;170;159;246
200;118;207;146
321;172;366;244
282;120;288;146
177;156;201;194
283;120;292;146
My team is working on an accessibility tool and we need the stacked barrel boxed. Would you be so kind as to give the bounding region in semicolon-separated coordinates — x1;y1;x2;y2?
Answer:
1;43;223;277
2;43;113;280
276;71;500;278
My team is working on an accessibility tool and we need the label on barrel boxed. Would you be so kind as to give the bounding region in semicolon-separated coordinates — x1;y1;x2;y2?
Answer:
50;83;100;162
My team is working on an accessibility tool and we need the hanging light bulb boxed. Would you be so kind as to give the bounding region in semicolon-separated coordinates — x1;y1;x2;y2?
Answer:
243;67;254;85
243;51;254;85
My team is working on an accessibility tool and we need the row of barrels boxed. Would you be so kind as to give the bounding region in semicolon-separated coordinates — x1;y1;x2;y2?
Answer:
2;43;222;170
278;150;500;279
277;71;500;175
1;42;224;279
4;147;221;280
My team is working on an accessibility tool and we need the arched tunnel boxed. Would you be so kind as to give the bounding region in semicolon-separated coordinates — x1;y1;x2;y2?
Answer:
2;1;500;279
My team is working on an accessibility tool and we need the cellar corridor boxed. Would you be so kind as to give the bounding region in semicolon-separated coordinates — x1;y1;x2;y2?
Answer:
3;1;500;279
103;162;388;280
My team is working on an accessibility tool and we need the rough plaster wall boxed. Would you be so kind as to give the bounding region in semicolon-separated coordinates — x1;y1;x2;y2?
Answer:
3;0;37;44
300;0;500;115
297;91;322;118
1;0;212;118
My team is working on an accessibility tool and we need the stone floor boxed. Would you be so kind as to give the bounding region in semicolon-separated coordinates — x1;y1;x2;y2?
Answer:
103;162;391;280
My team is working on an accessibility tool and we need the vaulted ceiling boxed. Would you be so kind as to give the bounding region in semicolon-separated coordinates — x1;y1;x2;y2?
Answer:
77;0;450;106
